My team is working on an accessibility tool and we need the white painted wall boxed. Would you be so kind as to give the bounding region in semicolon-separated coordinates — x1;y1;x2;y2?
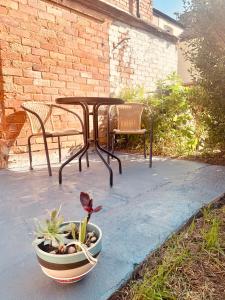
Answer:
109;21;178;94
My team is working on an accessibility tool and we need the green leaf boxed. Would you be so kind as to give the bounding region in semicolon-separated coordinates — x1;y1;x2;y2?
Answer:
79;217;87;244
71;223;77;240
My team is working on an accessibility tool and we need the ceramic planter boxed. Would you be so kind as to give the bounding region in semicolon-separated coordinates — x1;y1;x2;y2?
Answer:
34;222;102;283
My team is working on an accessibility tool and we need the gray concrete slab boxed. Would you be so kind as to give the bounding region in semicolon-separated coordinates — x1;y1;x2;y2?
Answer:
1;154;225;300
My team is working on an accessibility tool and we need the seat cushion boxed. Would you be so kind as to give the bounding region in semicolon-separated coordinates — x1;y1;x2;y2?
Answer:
113;129;146;134
45;129;82;137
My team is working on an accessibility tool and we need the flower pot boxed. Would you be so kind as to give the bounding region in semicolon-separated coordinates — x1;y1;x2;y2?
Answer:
34;222;102;284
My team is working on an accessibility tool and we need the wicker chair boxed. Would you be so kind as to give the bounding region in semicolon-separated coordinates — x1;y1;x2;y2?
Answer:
22;102;87;176
108;103;153;167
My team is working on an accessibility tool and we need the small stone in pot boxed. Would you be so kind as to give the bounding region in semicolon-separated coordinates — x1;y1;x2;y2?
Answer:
67;246;76;254
91;236;97;243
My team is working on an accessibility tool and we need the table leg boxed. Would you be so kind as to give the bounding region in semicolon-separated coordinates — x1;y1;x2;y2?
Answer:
96;141;122;174
95;147;113;186
59;144;88;184
78;143;90;172
93;104;114;186
79;102;91;171
58;103;89;184
95;104;122;174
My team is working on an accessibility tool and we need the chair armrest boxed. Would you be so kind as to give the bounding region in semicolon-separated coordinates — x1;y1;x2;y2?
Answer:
49;104;85;133
21;104;47;136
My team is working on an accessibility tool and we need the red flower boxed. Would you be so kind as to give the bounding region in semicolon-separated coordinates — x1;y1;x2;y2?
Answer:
80;192;102;215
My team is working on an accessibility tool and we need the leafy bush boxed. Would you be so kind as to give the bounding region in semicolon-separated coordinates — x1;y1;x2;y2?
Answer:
181;0;225;151
118;74;207;156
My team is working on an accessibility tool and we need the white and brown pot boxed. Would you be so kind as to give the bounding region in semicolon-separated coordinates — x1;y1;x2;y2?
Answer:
34;222;102;284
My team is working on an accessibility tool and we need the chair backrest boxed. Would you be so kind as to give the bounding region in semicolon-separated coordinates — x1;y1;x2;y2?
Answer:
116;103;144;131
22;102;53;134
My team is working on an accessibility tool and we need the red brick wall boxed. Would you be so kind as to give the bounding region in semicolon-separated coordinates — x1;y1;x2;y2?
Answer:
0;0;154;155
104;0;152;21
0;0;110;152
140;0;153;22
103;0;131;12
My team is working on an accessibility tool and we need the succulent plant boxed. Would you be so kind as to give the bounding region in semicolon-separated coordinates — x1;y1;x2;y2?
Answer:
33;192;102;254
34;206;69;249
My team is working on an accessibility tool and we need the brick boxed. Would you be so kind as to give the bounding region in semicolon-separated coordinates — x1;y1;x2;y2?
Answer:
3;76;13;84
58;74;73;82
42;72;58;80
80;72;92;79
66;82;80;89
57;46;73;56
22;38;40;48
66;69;79;77
42;87;58;94
33;79;50;87
32;48;49;57
19;3;37;16
3;68;22;76
0;6;8;14
32;64;49;72
0;0;18;10
24;85;42;93
11;43;31;54
22;54;41;64
32;94;52;101
38;10;55;22
1;51;21;61
0;32;21;43
10;27;30;39
87;79;100;85
49;66;65;74
23;69;41;79
50;80;65;88
12;60;33;69
57;61;72;69
41;57;57;66
4;82;23;93
50;51;65;61
47;5;62;16
40;42;56;51
14;77;33;85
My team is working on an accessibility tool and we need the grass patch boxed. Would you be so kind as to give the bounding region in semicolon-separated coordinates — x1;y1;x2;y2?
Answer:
109;196;225;300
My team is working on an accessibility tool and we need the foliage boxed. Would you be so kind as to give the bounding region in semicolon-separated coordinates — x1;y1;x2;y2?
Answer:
79;217;88;244
33;192;102;254
202;208;221;250
118;74;206;156
80;192;102;242
181;0;225;149
116;201;225;300
80;192;102;222
34;206;68;248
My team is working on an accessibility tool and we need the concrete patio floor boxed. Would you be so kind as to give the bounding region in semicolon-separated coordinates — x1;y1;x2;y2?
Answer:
1;154;225;300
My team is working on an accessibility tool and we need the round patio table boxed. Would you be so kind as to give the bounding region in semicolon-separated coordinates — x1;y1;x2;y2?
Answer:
56;97;124;186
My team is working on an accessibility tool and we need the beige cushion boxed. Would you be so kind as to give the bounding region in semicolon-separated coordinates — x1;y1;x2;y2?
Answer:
45;129;82;137
113;129;146;135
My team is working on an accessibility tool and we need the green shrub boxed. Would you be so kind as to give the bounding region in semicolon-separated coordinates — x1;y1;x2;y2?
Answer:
118;74;207;156
182;0;225;151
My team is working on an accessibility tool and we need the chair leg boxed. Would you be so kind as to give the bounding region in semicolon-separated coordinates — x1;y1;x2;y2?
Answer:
107;133;111;164
58;136;61;163
111;134;115;155
86;151;89;168
28;135;33;170
43;135;52;176
149;127;153;168
143;132;147;159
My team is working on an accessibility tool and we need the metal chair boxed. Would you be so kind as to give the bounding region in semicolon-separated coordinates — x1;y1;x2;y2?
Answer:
22;102;88;176
108;103;153;167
